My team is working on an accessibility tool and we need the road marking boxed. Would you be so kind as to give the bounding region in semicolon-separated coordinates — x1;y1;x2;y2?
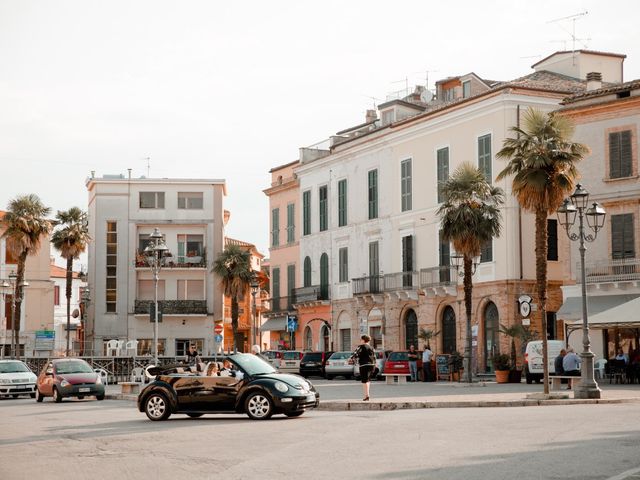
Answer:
605;466;640;480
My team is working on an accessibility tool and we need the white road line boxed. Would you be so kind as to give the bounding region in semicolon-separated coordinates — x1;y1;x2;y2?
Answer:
605;466;640;480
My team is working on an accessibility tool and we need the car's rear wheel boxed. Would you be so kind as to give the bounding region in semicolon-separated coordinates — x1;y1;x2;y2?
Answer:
35;389;44;402
96;394;105;401
186;413;203;418
53;387;63;403
30;392;36;399
325;374;334;380
245;392;273;420
145;393;171;421
285;411;304;418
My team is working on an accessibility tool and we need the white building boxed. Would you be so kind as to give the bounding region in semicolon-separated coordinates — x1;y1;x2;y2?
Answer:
86;174;227;357
50;259;87;355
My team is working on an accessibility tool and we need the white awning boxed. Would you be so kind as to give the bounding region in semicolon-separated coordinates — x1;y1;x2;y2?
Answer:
568;295;640;330
260;317;287;332
557;294;640;321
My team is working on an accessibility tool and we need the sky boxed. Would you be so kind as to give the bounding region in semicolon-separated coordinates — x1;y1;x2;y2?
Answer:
1;0;639;263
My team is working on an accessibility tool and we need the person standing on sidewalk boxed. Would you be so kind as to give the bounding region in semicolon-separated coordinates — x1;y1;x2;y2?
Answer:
351;334;376;401
408;345;419;382
422;344;434;382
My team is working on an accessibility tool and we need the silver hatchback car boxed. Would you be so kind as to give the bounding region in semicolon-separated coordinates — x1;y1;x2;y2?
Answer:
324;351;354;380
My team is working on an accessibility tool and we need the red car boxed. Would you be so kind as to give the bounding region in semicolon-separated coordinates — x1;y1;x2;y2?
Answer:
36;358;105;403
383;351;410;375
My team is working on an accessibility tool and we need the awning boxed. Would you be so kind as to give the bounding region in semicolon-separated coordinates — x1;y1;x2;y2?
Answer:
260;317;287;332
568;295;640;330
556;294;640;321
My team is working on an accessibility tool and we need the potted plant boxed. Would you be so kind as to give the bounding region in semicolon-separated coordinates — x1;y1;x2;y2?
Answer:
500;323;524;383
493;353;511;383
448;351;464;381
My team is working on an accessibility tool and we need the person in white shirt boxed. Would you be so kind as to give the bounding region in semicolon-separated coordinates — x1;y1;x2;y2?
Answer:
422;345;434;382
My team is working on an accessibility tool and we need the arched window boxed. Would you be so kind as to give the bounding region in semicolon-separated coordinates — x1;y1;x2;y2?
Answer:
303;256;312;287
404;309;418;350
304;326;312;351
320;253;329;299
442;306;457;354
484;302;500;372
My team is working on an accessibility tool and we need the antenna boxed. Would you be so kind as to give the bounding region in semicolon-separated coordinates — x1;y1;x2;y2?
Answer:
412;69;439;91
547;10;590;53
391;76;409;97
144;157;151;177
362;94;381;109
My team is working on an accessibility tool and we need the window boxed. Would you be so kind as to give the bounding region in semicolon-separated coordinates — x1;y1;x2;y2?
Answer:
439;230;451;283
319;186;328;231
175;339;203;357
546;312;557;340
136;339;166;356
287;264;295;302
139;192;165;209
177;280;204;300
339;247;348;282
303;190;311;235
462;80;471;98
369;241;380;292
178;192;203;209
271;267;280;299
271;208;279;247
54;286;60;306
320;253;329;300
547;219;558;261
177;234;203;263
478;134;492;182
381;110;394;126
338;179;347;227
402;235;414;287
303;256;311;287
340;328;352;351
611;214;635;259
401;159;412;212
368;169;378;219
106;221;117;312
437;147;449;203
286;203;295;243
480;239;493;263
138;280;166;300
609;130;632;179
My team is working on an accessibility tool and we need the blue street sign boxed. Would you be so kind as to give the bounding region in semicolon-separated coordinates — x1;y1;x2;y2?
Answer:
214;334;223;343
286;315;297;332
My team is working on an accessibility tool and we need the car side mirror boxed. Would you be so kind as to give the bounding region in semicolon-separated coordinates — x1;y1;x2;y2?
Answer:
45;369;53;376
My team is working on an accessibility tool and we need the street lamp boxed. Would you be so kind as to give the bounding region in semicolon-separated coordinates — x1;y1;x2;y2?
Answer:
557;183;606;399
250;279;259;349
450;253;481;276
143;228;170;365
3;273;29;359
0;280;10;359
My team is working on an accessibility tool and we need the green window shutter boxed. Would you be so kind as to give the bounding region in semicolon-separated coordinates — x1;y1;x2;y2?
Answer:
547;219;558;261
287;203;295;243
438;230;451;283
339;247;348;282
610;131;632;179
612;214;635;259
320;253;329;299
368;169;378;219
287;264;295;299
272;267;280;299
369;241;379;276
478;134;492;182
271;208;279;246
319;186;328;231
303;191;311;235
437;148;449;203
401;159;412;212
303;256;311;287
480;239;493;263
338;179;347;227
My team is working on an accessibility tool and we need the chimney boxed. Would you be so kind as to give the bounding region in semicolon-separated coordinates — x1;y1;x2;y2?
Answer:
586;72;602;92
365;109;378;124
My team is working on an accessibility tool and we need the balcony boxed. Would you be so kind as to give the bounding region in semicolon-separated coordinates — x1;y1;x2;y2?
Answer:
135;250;207;269
134;300;208;315
353;266;457;298
292;285;330;303
580;258;640;285
265;296;296;314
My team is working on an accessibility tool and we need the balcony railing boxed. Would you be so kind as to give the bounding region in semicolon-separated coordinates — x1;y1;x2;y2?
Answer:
580;258;640;284
134;300;208;315
292;285;330;302
420;265;457;287
265;296;296;314
135;249;207;268
353;266;457;295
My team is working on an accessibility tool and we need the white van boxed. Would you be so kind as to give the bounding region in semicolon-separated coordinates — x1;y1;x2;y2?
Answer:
524;340;566;384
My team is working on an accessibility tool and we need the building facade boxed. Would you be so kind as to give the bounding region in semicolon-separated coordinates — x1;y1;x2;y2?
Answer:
86;175;226;357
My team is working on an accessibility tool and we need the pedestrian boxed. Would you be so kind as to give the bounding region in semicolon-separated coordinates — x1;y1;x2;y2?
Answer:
554;349;566;375
184;343;202;370
351;334;376;401
562;347;581;390
422;344;433;382
408;344;419;382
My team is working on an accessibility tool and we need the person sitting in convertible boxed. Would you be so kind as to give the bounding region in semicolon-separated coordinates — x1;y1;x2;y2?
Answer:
219;359;244;380
205;362;219;376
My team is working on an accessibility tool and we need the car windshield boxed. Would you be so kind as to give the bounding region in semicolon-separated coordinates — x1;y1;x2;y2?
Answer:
329;352;351;360
55;361;94;374
303;353;321;361
389;352;409;361
0;361;30;374
231;354;276;375
282;352;300;360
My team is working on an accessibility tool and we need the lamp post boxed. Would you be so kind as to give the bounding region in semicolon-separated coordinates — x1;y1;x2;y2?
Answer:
557;184;606;399
250;279;259;349
80;287;91;356
0;280;11;359
143;228;170;366
450;252;480;383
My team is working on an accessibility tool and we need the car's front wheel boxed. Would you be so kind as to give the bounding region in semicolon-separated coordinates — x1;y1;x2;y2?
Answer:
53;387;63;403
245;392;274;420
144;393;171;421
35;389;44;402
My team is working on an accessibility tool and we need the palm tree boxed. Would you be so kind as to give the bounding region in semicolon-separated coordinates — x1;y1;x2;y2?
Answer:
499;323;524;369
417;327;439;350
437;162;504;383
51;208;91;357
497;107;587;394
1;194;52;358
212;244;254;353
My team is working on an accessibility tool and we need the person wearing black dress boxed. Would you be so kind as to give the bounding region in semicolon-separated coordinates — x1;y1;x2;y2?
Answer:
351;334;376;401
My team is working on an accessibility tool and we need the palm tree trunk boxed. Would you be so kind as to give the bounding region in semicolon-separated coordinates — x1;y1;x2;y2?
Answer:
231;296;239;353
13;250;28;359
65;256;73;357
535;208;549;395
463;255;473;383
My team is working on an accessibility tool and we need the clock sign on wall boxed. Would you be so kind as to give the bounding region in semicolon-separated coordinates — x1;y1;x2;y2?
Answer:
518;294;532;318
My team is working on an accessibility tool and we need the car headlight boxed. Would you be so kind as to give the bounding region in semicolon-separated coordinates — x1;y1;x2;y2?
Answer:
0;379;11;385
60;379;70;387
274;381;288;393
30;375;37;383
95;376;102;385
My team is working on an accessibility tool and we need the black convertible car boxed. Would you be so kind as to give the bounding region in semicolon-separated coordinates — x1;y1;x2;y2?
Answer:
137;353;319;421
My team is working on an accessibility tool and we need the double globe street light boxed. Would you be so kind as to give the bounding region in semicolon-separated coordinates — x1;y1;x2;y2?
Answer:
557;184;606;399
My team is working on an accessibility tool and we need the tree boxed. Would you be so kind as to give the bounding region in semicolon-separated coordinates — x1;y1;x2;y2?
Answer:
417;327;439;350
437;162;504;383
499;323;524;369
1;194;52;358
212;244;254;353
497;107;587;394
51;208;91;356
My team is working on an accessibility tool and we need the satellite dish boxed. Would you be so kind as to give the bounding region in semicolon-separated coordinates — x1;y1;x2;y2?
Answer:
420;89;434;103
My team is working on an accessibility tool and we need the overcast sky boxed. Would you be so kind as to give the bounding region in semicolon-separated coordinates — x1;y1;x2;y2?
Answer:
1;0;639;263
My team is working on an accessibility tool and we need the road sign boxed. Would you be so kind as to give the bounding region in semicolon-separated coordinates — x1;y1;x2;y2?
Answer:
214;323;224;335
35;330;55;351
214;334;223;343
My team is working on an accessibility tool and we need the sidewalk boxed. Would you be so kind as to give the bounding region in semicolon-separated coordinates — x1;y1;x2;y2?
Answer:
105;380;640;410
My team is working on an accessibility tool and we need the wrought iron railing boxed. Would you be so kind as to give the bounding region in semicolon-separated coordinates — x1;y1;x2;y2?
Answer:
134;300;208;315
135;249;206;268
420;265;457;286
353;266;457;295
265;296;296;313
292;285;330;302
580;258;640;284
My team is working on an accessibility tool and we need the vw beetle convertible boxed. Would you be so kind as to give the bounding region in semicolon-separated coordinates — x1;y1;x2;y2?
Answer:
138;353;319;421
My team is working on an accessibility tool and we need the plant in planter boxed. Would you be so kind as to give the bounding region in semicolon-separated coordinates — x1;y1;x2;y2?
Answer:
448;351;464;380
492;353;511;383
417;328;439;350
500;323;525;383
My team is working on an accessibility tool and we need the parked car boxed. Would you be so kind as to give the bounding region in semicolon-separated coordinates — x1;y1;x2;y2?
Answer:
35;358;105;402
299;351;334;378
353;350;389;380
383;351;410;376
524;340;565;384
262;350;283;369
279;350;304;373
0;360;37;398
138;353;319;421
324;351;354;379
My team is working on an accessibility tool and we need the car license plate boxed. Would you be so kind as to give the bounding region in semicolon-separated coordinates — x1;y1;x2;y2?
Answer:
306;394;315;402
79;387;90;393
286;362;295;366
336;361;344;366
394;365;403;368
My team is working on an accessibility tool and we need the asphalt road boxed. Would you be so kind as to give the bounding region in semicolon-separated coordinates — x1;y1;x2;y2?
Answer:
1;395;639;480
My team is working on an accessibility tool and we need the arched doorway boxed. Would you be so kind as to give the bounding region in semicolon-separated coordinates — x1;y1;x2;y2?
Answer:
303;325;312;351
404;309;418;350
442;306;457;354
321;324;331;351
484;302;500;372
